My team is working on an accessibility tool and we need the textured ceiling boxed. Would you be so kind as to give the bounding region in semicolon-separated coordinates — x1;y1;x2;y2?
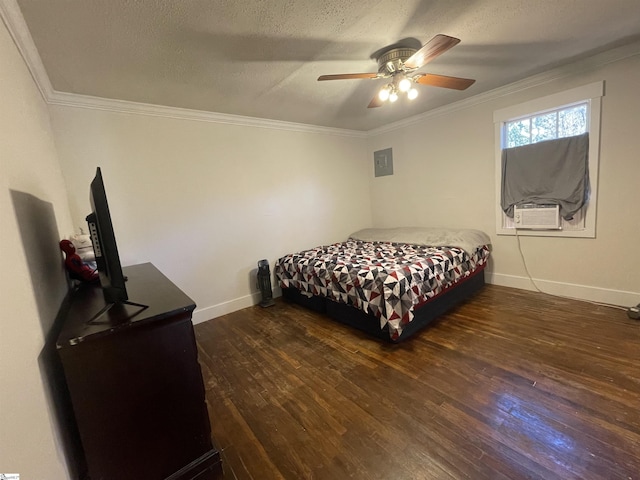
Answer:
14;0;640;131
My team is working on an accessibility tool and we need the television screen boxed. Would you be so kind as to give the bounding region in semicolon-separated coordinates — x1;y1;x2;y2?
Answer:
86;167;128;304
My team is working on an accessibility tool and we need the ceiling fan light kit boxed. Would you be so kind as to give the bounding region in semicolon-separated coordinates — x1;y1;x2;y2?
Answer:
376;74;419;104
398;77;412;92
318;34;475;109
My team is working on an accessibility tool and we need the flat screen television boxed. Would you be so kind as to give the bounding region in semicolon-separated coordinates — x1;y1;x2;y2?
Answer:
86;167;128;304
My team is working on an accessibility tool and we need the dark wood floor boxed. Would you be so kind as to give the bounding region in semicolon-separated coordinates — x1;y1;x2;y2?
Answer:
194;284;640;480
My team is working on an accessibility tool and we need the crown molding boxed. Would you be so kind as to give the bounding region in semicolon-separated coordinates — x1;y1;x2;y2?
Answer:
367;40;640;136
47;91;368;138
1;0;366;138
3;0;639;139
0;0;53;100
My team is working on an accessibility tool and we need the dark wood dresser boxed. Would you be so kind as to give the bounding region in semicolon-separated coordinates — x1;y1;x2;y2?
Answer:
56;263;222;479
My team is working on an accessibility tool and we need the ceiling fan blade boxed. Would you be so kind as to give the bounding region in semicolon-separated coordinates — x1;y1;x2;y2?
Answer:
368;94;384;108
415;73;475;90
403;34;461;70
318;73;379;81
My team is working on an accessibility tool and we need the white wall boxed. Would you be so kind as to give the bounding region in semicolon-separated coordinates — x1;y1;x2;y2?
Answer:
0;18;73;480
367;53;640;305
49;107;372;322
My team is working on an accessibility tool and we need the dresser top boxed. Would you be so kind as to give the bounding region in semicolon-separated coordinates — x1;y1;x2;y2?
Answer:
57;263;196;348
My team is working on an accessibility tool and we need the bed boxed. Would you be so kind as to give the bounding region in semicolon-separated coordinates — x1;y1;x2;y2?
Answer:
275;227;491;342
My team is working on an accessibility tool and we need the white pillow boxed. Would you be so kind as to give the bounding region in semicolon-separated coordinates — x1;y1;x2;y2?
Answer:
349;227;491;255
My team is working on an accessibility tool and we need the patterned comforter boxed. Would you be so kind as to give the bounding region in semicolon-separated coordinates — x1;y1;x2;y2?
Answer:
276;239;490;339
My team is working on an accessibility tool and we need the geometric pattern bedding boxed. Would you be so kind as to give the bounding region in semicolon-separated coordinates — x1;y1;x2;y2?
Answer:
275;239;490;340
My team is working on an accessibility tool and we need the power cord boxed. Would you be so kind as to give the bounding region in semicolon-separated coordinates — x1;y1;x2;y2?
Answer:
514;228;628;311
514;228;543;294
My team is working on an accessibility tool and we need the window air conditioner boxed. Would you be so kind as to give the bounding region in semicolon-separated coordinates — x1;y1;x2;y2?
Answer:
514;204;561;230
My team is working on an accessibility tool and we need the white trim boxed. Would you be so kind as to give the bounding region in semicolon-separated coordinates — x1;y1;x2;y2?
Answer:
0;0;364;138
0;0;54;101
493;81;603;123
2;0;639;137
494;81;603;238
368;45;638;136
192;274;638;323
47;91;368;138
191;293;259;325
191;286;282;324
485;272;639;308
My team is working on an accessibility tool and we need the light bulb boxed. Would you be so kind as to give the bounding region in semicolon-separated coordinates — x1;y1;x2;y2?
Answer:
378;86;390;102
407;88;418;100
389;91;398;103
398;77;412;93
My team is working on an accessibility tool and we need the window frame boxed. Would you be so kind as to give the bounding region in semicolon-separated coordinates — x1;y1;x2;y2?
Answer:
493;81;603;238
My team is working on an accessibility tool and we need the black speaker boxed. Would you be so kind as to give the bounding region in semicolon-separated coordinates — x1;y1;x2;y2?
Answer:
257;259;275;307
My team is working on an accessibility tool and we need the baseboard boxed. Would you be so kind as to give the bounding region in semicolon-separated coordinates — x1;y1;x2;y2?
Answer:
191;286;282;325
192;275;638;324
486;272;639;308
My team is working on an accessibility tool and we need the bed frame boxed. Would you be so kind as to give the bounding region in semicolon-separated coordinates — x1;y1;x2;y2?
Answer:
282;265;486;342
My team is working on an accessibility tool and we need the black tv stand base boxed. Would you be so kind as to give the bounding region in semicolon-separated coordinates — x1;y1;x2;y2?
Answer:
86;299;149;325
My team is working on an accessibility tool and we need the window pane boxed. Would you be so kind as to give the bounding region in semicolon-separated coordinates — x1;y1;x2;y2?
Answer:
558;104;587;138
506;119;531;147
531;112;558;143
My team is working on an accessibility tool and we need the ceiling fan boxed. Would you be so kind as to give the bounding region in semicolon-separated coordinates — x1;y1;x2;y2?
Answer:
318;34;475;108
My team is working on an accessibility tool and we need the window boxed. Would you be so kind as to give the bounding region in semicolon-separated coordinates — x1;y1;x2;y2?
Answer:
505;103;587;148
494;82;603;237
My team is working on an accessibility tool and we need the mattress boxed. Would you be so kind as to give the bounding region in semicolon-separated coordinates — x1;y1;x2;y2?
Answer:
276;237;490;339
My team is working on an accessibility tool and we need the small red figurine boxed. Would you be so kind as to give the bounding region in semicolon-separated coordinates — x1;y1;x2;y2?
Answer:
59;239;99;283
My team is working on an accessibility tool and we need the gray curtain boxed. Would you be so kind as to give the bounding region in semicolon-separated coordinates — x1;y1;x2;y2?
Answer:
501;133;589;220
